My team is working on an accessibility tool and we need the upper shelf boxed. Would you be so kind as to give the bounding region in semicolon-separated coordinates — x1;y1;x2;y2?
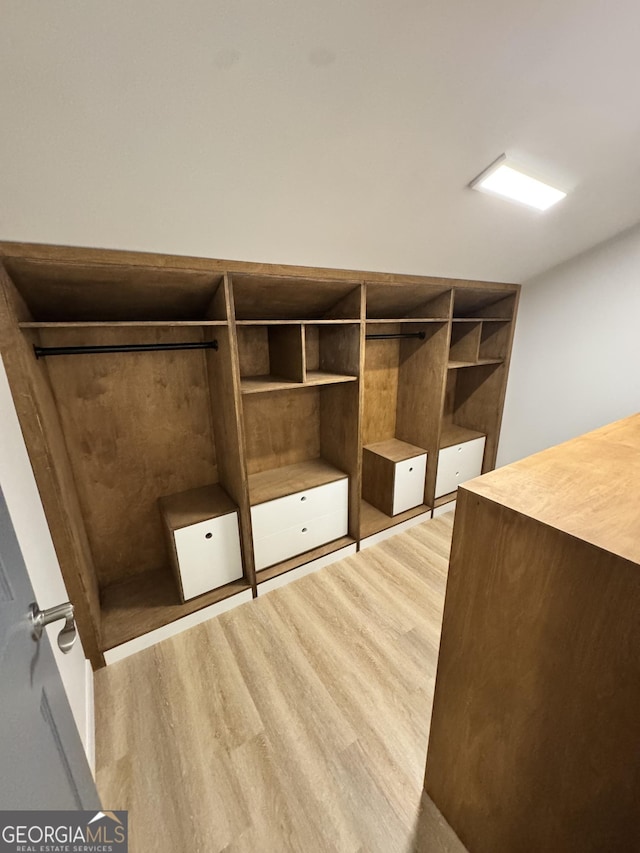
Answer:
5;257;225;323
231;273;362;321
365;281;451;320
453;289;516;320
19;320;227;328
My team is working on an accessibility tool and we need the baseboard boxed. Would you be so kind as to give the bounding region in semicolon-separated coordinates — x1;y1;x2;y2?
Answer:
433;500;456;518
257;544;357;595
85;658;96;776
359;511;431;550
103;589;254;665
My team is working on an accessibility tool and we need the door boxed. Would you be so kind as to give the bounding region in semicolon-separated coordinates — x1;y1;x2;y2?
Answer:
0;486;99;809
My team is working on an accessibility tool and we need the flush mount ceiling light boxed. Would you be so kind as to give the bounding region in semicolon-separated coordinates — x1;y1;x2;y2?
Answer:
470;154;566;211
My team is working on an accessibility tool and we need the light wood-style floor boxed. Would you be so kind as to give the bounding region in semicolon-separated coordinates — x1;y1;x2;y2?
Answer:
95;514;466;853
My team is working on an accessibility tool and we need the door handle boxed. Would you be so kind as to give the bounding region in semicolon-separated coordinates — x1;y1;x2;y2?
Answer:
30;601;78;654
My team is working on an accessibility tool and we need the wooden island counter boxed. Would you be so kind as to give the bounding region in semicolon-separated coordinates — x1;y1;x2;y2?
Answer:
425;414;640;852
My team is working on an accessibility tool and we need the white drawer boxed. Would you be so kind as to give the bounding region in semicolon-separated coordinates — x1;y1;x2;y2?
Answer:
393;454;427;515
435;436;486;498
253;508;348;571
251;477;348;540
173;512;244;600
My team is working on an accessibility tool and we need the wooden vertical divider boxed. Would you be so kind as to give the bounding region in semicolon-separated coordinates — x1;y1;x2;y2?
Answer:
396;318;451;507
319;285;365;540
0;264;104;667
204;274;257;594
425;291;454;506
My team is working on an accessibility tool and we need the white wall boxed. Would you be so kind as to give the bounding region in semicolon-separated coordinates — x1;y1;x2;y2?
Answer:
498;223;640;466
0;358;94;770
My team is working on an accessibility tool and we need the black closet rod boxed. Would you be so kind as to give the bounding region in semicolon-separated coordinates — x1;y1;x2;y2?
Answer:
365;332;426;341
33;341;219;359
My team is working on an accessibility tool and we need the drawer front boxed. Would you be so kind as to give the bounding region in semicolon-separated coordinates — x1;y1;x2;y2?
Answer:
435;437;486;498
174;512;244;600
251;477;348;540
253;509;348;571
393;453;427;515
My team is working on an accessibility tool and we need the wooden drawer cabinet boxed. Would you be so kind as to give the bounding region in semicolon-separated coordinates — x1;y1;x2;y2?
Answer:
362;439;427;516
251;477;349;571
159;485;244;602
435;436;486;498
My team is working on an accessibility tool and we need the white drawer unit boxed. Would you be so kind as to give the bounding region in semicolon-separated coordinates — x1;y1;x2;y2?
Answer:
362;439;427;517
253;509;348;571
159;484;245;602
251;477;348;540
435;435;486;498
251;477;349;571
393;454;428;515
173;513;244;600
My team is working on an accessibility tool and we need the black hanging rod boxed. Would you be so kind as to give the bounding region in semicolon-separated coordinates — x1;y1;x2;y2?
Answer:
365;332;426;341
33;340;218;359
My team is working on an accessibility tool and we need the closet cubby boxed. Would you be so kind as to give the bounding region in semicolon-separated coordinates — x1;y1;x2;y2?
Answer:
435;363;507;505
242;383;359;582
365;281;451;320
231;273;362;321
478;320;511;361
0;243;518;667
361;316;449;539
237;324;305;392
453;288;516;321
449;321;481;367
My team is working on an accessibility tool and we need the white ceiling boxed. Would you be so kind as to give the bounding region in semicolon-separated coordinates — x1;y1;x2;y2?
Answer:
2;0;640;283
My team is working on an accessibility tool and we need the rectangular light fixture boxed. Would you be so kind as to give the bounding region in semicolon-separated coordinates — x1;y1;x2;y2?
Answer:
470;154;566;211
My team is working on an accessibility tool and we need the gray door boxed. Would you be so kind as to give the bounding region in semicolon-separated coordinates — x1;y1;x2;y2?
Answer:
0;486;99;810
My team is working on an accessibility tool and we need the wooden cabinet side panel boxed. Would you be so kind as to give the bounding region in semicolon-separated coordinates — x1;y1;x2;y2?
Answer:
0;266;104;667
361;450;394;516
320;382;361;539
425;488;640;853
396;322;450;505
206;275;256;590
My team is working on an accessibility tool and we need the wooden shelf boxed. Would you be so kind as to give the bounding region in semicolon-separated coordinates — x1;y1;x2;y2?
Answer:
248;458;348;506
448;358;503;369
158;483;236;531
433;491;457;508
364;437;427;463
359;499;431;540
439;424;486;449
240;372;357;394
365;318;449;325
235;319;360;326
255;536;356;584
100;568;250;651
19;320;227;328
452;317;510;323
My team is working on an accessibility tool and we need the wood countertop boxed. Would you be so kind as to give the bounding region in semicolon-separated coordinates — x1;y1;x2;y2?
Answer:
462;412;640;565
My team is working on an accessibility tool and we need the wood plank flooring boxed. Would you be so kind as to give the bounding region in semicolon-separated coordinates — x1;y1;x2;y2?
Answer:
95;513;466;852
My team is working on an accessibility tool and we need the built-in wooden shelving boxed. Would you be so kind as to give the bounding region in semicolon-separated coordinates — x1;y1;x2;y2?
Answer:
0;241;519;667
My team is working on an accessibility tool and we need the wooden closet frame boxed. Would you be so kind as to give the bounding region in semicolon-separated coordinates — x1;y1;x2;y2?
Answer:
0;242;520;668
